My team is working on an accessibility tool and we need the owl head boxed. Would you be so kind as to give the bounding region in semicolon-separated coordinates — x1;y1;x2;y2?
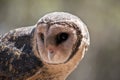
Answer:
33;12;90;64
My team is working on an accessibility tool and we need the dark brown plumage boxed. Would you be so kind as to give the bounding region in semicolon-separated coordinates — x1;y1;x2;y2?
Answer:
0;12;90;80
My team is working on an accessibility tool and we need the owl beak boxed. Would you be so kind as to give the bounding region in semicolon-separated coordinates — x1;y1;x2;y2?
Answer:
45;40;56;61
47;49;55;61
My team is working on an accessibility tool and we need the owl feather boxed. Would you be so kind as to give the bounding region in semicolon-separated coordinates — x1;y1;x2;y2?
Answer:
0;12;90;80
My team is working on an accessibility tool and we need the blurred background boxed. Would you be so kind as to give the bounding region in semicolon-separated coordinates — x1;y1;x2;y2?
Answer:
0;0;120;80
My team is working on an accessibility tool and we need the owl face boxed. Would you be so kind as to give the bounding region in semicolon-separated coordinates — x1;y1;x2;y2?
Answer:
36;23;78;64
33;12;90;65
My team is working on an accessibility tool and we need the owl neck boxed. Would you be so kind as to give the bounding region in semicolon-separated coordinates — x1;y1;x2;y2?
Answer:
30;42;86;80
47;42;86;80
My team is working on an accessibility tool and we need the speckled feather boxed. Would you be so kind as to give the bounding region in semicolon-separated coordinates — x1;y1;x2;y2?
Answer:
0;12;90;80
0;26;43;80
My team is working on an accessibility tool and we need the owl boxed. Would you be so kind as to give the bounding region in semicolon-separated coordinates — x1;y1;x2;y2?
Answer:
0;12;90;80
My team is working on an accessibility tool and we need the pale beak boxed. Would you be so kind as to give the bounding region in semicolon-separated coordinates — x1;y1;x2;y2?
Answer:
48;49;55;61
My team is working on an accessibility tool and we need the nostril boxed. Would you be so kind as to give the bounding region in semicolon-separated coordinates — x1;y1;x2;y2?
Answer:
46;45;55;53
49;49;54;53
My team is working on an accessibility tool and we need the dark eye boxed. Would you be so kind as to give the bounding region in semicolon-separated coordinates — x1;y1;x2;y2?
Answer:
56;33;69;45
40;33;44;42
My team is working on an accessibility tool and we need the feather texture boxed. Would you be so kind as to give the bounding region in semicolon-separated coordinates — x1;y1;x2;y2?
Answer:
0;12;90;80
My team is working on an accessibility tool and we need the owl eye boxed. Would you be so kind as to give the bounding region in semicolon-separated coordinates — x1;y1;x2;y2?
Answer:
56;33;69;45
40;33;44;42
